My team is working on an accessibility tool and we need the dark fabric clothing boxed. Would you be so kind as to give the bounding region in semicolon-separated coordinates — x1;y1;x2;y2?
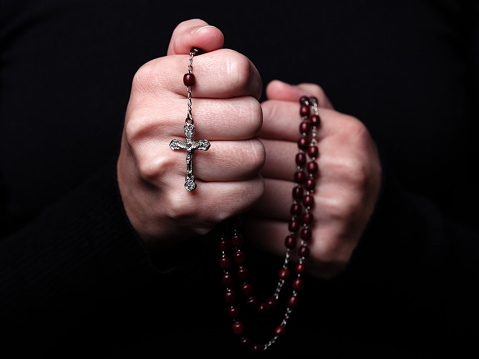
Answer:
1;0;478;357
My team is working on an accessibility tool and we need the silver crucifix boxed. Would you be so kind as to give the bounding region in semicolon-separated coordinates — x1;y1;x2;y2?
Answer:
169;123;210;191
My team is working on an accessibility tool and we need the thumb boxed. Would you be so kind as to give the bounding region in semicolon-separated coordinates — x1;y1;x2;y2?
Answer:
167;19;224;56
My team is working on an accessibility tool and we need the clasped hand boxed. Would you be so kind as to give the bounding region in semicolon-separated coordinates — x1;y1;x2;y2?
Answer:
117;19;382;278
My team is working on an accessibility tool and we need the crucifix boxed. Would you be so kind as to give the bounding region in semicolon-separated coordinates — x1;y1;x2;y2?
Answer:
169;123;210;191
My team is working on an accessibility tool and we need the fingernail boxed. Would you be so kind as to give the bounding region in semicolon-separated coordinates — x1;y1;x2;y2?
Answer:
192;25;216;35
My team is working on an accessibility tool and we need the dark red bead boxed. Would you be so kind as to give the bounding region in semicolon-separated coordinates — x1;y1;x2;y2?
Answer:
267;296;278;309
290;203;302;215
299;96;309;105
219;239;229;251
224;290;236;303
285;235;296;249
300;227;312;241
257;302;271;314
237;267;249;281
295;152;306;165
309;96;318;105
275;325;286;337
303;195;314;207
240;337;252;348
252;344;264;353
310;114;321;126
295;263;305;274
302;212;313;225
234;250;246;264
232;322;245;336
222;272;234;287
305;178;316;190
307;145;319;158
298;245;310;258
287;295;299;307
183;73;195;86
231;233;243;246
219;256;232;269
228;306;240;319
241;283;254;297
307;161;318;174
300;121;310;134
278;268;290;280
190;47;204;56
292;186;304;199
298;136;309;150
292;278;304;290
300;105;310;116
288;220;300;233
246;296;259;308
294;170;306;183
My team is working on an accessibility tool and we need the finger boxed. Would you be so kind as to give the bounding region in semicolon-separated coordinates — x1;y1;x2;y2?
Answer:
250;178;293;220
261;100;335;141
125;96;262;142
265;80;334;109
167;19;224;55
133;49;262;100
133;138;265;183
244;218;344;279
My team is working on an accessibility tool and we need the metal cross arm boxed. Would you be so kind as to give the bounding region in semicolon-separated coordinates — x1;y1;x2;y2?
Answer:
169;123;211;191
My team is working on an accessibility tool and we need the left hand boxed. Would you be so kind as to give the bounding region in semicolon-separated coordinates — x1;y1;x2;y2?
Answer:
245;80;382;279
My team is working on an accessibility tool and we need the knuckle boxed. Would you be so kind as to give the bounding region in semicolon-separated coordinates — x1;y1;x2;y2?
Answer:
247;139;266;174
137;156;172;183
165;191;199;222
223;50;253;89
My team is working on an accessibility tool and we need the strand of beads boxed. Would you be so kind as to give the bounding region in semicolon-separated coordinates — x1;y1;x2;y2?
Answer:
219;96;321;353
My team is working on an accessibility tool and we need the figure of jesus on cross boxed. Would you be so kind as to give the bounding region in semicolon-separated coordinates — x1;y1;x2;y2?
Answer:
169;123;211;191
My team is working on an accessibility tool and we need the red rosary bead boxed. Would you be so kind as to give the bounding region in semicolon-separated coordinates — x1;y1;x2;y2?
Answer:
303;195;314;207
222;272;234;287
300;104;310;116
241;283;254;297
274;325;286;337
294;170;306;183
292;186;304;199
298;136;309;150
302;212;313;225
288;220;300;233
300;121;311;134
234;250;246;264
305;178;316;190
296;263;305;274
287;295;299;307
295;152;306;165
292;278;304;290
307;145;319;158
285;235;296;249
225;290;236;303
306;161;318;174
300;227;312;241
290;203;302;215
237;267;249;281
228;306;240;319
298;245;310;258
310;114;321;127
231;233;243;246
219;256;232;269
278;268;290;280
183;73;195;86
232;322;245;336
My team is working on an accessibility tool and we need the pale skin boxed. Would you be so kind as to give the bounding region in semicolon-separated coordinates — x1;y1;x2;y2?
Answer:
117;19;382;279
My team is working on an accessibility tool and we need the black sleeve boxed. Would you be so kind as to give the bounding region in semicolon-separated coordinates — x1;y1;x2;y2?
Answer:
0;163;160;356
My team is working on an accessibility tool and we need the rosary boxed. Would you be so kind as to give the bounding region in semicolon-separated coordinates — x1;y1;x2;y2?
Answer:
170;48;320;353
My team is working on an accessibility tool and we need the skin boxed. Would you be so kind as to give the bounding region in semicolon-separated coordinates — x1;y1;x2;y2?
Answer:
117;19;382;278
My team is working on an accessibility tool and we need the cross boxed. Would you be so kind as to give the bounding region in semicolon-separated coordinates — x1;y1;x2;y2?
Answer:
169;123;210;191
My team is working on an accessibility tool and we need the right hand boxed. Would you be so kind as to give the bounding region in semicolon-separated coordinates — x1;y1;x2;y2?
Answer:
117;19;265;248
